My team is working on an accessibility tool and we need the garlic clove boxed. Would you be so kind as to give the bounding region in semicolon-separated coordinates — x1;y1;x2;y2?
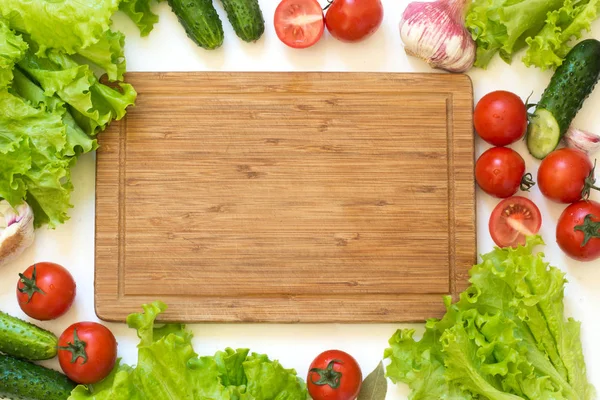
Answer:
399;0;476;73
564;126;600;155
0;200;35;267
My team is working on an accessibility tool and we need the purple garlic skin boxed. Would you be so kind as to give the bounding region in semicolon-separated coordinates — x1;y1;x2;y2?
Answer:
564;126;600;155
400;0;476;73
0;201;35;267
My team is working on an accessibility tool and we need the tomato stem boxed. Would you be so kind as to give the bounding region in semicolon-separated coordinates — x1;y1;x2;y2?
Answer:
574;214;600;247
520;173;536;192
310;360;343;389
18;264;46;303
582;159;600;200
58;328;89;364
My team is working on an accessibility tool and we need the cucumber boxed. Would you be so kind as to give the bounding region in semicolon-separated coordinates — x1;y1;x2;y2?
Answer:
0;354;75;400
168;0;224;50
527;39;600;159
221;0;264;42
0;311;57;360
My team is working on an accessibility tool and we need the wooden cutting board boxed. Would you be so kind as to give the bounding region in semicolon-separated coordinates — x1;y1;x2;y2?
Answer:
95;72;476;323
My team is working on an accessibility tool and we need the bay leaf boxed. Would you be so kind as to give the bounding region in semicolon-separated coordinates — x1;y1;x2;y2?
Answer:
357;361;387;400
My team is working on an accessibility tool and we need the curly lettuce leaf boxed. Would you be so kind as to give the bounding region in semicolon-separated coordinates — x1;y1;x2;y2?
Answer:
385;237;595;400
0;0;119;56
119;0;163;37
524;0;600;70
77;30;127;82
69;302;308;400
0;18;27;88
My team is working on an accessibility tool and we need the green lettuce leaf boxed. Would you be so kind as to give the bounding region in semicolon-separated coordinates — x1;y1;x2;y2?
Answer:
385;237;595;400
77;30;127;82
119;0;163;37
69;302;308;400
524;0;600;70
0;18;27;88
0;0;119;56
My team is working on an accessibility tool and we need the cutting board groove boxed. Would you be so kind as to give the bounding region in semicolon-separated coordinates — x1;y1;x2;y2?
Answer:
95;72;476;323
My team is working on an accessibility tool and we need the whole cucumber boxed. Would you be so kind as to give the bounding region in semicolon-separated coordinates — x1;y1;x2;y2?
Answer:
221;0;265;42
0;311;57;360
168;0;224;50
0;354;75;400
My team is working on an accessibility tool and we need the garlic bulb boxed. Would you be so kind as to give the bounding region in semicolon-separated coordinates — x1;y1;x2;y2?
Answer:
400;0;476;73
0;200;35;267
564;126;600;155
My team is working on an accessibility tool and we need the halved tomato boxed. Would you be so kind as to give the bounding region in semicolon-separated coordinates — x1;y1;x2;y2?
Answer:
489;196;542;248
274;0;325;49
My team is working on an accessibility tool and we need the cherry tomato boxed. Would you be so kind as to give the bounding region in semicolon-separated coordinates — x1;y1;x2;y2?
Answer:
307;350;362;400
274;0;325;49
58;322;117;384
325;0;383;43
473;91;527;146
556;200;600;262
538;148;598;203
489;196;542;248
475;147;532;198
16;262;76;321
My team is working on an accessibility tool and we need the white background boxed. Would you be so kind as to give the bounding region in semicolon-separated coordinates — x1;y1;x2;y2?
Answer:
2;1;600;398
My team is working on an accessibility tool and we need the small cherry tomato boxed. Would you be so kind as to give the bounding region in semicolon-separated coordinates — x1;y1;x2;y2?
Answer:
489;196;542;248
325;0;384;43
473;91;528;146
475;147;533;198
58;322;117;384
16;262;76;321
538;148;598;203
307;350;362;400
556;200;600;262
274;0;325;49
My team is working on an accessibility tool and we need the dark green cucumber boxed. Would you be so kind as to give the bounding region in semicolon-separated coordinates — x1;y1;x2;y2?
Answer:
527;39;600;159
0;311;57;360
221;0;264;42
0;354;75;400
168;0;224;50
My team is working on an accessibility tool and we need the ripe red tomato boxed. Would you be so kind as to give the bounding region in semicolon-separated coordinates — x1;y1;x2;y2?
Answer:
473;91;527;146
475;147;531;198
274;0;324;49
307;350;362;400
58;322;117;384
16;262;76;321
538;148;598;203
489;196;542;248
325;0;383;43
556;200;600;262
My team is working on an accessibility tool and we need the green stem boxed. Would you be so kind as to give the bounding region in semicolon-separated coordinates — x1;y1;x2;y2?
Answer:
18;265;46;303
574;214;600;247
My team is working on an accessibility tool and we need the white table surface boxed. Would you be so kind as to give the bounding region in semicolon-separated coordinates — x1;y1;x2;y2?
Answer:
2;1;600;398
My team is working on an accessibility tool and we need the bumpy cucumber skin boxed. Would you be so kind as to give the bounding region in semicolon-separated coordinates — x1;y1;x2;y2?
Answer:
168;0;224;49
221;0;265;42
538;39;600;135
0;354;75;400
0;311;57;361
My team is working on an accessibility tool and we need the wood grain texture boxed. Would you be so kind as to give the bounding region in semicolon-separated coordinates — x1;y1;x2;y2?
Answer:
95;72;476;323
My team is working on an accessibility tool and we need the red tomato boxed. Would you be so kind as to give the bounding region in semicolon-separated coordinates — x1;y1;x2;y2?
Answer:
475;147;531;198
58;322;117;384
325;0;384;43
538;148;597;203
274;0;324;49
473;91;527;146
307;350;362;400
489;196;542;248
16;262;76;321
556;200;600;262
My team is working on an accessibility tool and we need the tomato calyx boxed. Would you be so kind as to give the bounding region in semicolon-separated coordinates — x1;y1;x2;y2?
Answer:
310;359;343;388
520;173;536;192
574;214;600;246
58;328;89;364
581;160;600;200
17;264;46;303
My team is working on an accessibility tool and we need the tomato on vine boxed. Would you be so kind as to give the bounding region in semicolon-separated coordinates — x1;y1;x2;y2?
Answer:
307;350;362;400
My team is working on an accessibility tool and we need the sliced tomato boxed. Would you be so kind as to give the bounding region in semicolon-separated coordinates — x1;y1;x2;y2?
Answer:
489;196;542;248
274;0;325;49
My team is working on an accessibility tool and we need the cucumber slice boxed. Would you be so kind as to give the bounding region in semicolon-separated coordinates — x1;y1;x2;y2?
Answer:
527;108;561;160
